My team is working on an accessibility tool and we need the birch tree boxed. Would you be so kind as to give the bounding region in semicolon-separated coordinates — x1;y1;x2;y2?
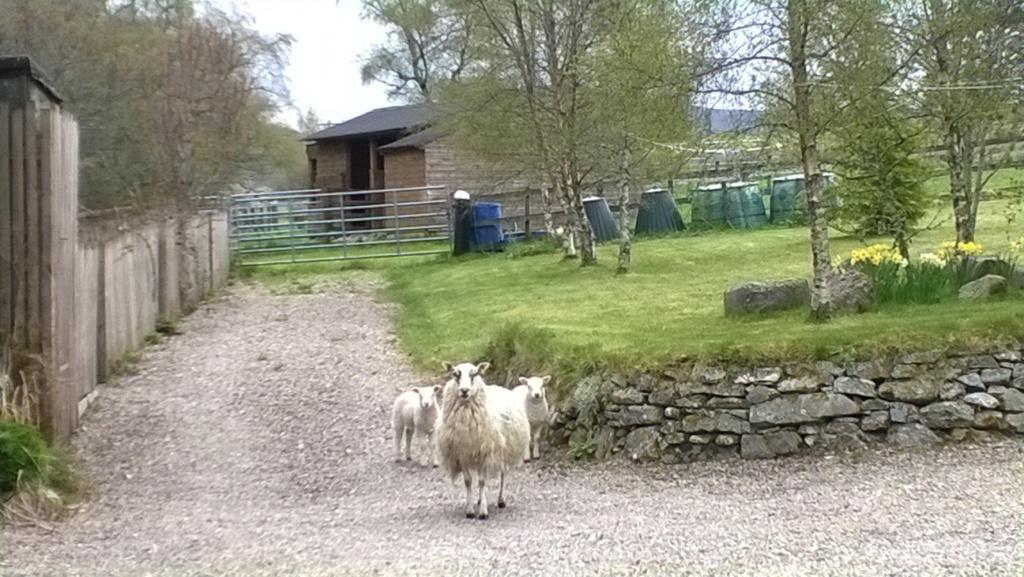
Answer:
899;0;1024;243
707;0;897;320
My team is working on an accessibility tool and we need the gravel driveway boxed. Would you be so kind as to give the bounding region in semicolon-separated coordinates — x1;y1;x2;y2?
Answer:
2;282;1022;577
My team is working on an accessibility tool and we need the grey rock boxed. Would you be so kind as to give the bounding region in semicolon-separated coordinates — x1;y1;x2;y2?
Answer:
1013;363;1024;378
1015;377;1024;391
749;393;860;425
972;411;1006;430
647;387;676;406
897;350;944;364
689;434;713;445
764;431;802;456
939;381;966;401
777;376;821;393
815;360;844;377
714;413;751;434
988;385;1009;396
617;405;664;426
861;399;891;411
958;274;1007;300
707;396;749;409
963;392;999;409
664;407;681;419
740;434;774;459
827;268;875;314
755;367;783;383
798;424;821;435
834;376;877;398
659;450;684;465
994;351;1022;362
803;434;819;447
693;365;727;383
861;412;890;432
724;279;811;317
920;402;975;429
878;380;940;405
995;388;1024;412
848;361;888;382
709;382;747;397
890;364;919;380
981;368;1012;386
594;428;618;459
635;374;656;393
677;382;715;396
889;403;919;424
1006;413;1024;433
963;355;1000;370
956;373;987;393
624;427;662;462
661;432;688;445
609;388;645;405
747;385;780;405
676;395;709;409
887;423;941;448
678;411;716;433
715;434;739;446
825;420;863;436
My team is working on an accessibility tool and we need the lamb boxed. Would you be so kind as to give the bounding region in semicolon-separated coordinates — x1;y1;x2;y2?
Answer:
392;385;441;467
512;375;551;461
436;361;530;520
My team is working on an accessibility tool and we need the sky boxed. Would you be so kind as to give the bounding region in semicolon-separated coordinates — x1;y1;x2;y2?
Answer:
212;0;394;129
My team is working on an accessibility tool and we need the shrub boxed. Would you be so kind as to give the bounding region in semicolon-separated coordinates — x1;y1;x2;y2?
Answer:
0;421;53;493
481;322;557;387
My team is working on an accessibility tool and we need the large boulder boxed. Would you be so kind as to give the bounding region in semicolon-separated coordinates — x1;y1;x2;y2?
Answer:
958;274;1007;300
724;279;810;317
887;423;941;448
828;268;875;314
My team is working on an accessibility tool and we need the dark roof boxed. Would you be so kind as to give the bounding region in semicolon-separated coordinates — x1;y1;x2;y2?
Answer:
308;103;440;141
379;125;447;151
0;56;63;102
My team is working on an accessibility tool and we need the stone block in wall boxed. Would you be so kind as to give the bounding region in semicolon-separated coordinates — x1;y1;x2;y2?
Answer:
993;388;1024;412
861;412;890;431
624;427;662;462
735;366;782;385
777;376;822;393
962;355;1000;370
939;381;966;400
616;405;664;426
956;372;986;393
878;379;940;405
740;434;773;459
834;376;877;398
1006;413;1024;433
861;399;890;411
709;382;746;397
764;431;802;456
972;411;1006;430
707;397;749;409
747;386;779;405
890;364;920;380
749;393;860;425
981;368;1012;386
994;351;1022;362
889;402;919;424
847;360;889;381
715;434;739;446
887;423;941;447
964;392;999;409
609;388;645;405
919;401;975;429
692;364;727;383
664;407;681;419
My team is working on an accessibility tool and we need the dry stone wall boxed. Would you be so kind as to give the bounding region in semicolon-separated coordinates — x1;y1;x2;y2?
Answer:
553;344;1024;462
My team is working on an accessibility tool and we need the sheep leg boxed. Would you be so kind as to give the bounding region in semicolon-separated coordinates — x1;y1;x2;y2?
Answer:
464;474;475;519
404;427;413;461
477;477;489;520
524;425;533;463
497;472;506;509
393;422;404;462
532;428;542;460
426;431;438;468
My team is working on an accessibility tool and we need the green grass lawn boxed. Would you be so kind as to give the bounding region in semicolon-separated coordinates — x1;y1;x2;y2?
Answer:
242;198;1024;379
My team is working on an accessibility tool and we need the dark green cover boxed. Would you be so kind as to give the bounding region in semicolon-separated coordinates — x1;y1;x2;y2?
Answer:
635;189;686;236
583;197;619;243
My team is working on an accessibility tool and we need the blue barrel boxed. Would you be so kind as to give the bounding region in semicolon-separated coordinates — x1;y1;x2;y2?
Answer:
471;201;503;251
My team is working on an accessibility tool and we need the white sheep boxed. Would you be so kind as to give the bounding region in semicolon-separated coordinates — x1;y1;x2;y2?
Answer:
437;361;530;520
392;385;441;467
513;375;551;462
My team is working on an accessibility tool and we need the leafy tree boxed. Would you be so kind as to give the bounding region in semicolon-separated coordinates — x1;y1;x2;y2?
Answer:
359;0;475;101
899;0;1024;243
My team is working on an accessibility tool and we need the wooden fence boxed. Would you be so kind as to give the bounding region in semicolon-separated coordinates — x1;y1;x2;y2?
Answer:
1;57;230;441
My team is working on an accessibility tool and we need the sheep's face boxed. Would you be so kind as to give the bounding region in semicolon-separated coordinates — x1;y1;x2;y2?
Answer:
445;362;490;401
518;375;551;401
416;385;441;410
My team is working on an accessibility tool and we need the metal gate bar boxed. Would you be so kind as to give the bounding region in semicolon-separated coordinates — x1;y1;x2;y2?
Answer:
230;185;450;266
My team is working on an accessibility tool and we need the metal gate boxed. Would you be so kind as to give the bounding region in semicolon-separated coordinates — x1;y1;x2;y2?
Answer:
230;185;451;266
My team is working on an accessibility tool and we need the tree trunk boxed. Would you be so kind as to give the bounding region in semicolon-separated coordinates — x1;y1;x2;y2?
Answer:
788;0;832;321
617;151;632;274
541;186;555;235
553;181;578;259
945;121;974;243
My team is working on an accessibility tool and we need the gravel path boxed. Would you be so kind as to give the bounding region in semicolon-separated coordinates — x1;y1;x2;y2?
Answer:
2;282;1023;577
